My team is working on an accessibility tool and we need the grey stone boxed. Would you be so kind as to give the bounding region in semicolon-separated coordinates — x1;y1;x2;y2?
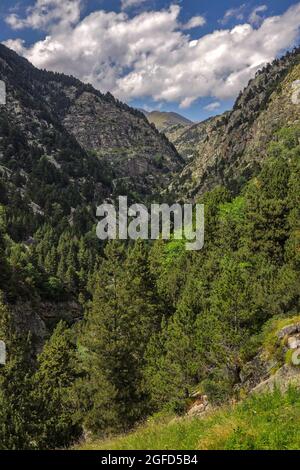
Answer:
277;324;300;340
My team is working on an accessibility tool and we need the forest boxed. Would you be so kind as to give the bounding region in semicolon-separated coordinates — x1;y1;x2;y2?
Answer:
0;124;299;449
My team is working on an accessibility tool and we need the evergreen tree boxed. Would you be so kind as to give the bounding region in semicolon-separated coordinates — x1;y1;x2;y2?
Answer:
0;206;10;289
77;240;159;434
244;157;290;264
32;321;81;449
0;293;34;449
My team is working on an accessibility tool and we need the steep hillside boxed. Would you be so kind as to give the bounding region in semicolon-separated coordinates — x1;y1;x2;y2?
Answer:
77;387;300;450
170;115;225;161
144;110;192;131
0;43;182;217
0;43;181;345
171;47;300;199
143;110;193;152
78;314;300;450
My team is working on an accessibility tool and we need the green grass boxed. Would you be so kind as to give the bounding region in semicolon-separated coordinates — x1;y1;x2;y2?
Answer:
76;387;300;450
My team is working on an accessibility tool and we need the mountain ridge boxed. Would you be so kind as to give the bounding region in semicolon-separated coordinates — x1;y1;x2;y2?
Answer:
143;110;193;129
169;47;300;198
0;43;183;217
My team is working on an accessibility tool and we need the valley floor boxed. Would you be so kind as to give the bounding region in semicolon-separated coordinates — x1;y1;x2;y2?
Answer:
76;388;300;450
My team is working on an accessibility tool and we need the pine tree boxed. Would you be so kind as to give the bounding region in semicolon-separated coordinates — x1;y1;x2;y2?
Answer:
32;321;81;449
0;293;34;449
77;240;159;435
0;206;10;288
244;157;290;264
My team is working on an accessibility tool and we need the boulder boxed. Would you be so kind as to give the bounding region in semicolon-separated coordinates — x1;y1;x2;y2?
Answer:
251;364;300;395
277;324;300;341
187;395;210;417
287;335;300;350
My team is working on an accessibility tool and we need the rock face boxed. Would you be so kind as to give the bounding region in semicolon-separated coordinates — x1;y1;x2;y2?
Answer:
187;395;210;417
277;323;300;340
251;364;300;395
240;321;300;396
142;110;194;162
62;93;183;196
169;115;224;162
0;43;183;207
11;300;83;351
143;110;192;131
170;47;300;199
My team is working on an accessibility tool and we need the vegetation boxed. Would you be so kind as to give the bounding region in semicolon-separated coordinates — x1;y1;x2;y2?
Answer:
0;40;299;450
0;124;299;448
77;387;300;450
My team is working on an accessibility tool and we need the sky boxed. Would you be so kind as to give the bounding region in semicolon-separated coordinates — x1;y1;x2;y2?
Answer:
0;1;300;122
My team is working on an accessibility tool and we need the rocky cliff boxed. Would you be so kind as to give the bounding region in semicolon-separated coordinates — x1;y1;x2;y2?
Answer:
0;43;183;211
0;43;183;341
170;47;300;199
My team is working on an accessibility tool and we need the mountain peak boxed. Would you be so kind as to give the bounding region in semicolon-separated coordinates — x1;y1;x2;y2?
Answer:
142;109;193;131
0;44;183;216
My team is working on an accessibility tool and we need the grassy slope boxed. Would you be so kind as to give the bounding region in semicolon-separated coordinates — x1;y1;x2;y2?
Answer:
77;388;300;450
145;111;192;131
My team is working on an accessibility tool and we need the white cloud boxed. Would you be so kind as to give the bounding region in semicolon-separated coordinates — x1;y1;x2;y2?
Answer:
220;4;246;25
249;5;268;26
121;0;147;10
5;0;82;32
4;3;300;108
182;15;206;30
204;101;221;111
4;38;27;55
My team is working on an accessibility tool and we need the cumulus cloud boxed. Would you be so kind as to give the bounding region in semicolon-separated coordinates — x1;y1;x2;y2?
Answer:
4;3;300;108
182;15;206;30
5;0;82;32
220;4;246;25
4;38;27;55
121;0;147;10
204;101;221;111
249;5;268;26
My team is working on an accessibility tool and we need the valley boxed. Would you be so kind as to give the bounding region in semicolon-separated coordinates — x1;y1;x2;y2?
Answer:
0;43;300;451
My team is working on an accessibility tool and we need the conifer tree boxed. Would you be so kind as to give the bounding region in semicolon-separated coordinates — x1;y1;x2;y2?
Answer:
0;206;10;288
32;321;81;449
244;157;290;264
0;293;34;449
77;240;159;434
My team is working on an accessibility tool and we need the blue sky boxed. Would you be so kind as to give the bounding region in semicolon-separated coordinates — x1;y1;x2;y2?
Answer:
1;0;300;121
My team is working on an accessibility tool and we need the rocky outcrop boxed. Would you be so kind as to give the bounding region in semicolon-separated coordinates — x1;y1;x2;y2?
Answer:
169;115;226;163
187;395;210;417
11;300;83;350
170;47;300;199
0;43;183;206
240;321;300;396
251;364;300;394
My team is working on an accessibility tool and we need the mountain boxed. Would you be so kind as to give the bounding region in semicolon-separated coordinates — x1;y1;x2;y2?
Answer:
170;47;300;198
142;110;193;149
143;110;193;130
169;115;223;161
1;42;300;451
0;43;183;222
0;43;183;341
